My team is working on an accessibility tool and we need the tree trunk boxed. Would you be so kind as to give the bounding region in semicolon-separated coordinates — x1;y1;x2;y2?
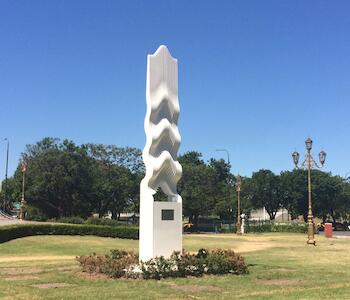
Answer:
267;209;277;221
303;213;308;224
193;214;199;231
111;210;118;220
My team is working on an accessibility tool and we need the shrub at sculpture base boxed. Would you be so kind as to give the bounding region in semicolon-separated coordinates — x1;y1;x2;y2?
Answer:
77;248;248;280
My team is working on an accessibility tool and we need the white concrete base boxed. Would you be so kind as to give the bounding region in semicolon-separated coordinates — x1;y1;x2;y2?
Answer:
153;201;182;258
139;197;182;261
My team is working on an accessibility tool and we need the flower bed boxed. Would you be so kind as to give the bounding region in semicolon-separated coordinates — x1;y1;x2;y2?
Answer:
77;248;248;280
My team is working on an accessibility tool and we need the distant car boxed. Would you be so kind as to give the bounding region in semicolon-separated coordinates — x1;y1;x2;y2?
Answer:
317;222;349;231
183;222;194;232
317;223;325;231
333;222;346;231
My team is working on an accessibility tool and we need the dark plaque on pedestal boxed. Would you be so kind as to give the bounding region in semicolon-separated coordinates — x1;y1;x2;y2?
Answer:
161;209;174;221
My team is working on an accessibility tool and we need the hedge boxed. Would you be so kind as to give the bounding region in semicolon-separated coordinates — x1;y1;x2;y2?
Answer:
221;223;308;233
0;223;139;243
246;223;308;233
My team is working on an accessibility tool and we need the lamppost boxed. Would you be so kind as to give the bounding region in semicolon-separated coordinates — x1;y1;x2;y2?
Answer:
344;172;350;183
215;149;230;165
20;156;28;221
215;149;232;225
3;138;9;211
235;175;242;235
292;137;326;245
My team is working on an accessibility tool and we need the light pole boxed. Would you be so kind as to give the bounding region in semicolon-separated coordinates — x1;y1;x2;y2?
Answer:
3;138;9;211
215;149;230;165
20;156;28;221
292;137;326;245
215;149;232;225
235;175;242;235
344;172;350;183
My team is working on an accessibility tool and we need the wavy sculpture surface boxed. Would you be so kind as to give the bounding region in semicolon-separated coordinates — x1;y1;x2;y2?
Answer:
139;45;182;261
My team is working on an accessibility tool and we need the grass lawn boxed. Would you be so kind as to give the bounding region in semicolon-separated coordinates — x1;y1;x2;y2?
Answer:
0;233;349;299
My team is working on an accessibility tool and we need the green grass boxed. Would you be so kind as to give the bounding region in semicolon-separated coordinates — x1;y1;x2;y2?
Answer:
0;233;349;299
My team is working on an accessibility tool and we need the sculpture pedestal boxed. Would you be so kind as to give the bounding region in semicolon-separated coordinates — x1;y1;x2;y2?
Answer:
139;199;182;262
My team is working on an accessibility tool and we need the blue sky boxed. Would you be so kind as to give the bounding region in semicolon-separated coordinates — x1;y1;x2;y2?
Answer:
1;0;350;178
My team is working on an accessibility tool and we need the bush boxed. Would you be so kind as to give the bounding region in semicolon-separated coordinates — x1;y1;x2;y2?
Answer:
246;223;308;233
86;217;125;227
25;206;48;222
78;249;139;278
0;224;139;243
56;216;85;224
77;248;248;280
219;222;308;234
270;224;308;233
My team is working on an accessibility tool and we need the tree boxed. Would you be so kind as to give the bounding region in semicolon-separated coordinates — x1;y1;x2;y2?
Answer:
0;174;21;213
209;158;234;221
313;172;345;222
93;162;136;219
23;143;97;218
249;169;282;220
178;152;216;228
84;144;144;174
85;143;143;218
17;138;143;220
280;170;308;220
280;170;350;222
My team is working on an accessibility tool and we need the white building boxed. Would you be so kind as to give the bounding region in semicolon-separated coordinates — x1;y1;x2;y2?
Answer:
249;207;291;222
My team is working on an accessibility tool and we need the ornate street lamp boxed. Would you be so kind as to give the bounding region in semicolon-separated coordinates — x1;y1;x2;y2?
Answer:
235;175;242;235
292;137;326;245
20;155;28;221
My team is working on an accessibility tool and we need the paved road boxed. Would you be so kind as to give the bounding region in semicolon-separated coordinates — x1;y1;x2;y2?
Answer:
0;218;28;226
0;218;44;226
333;231;350;237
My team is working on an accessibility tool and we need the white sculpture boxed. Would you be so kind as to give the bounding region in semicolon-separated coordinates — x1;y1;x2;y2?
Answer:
240;213;246;234
139;45;183;262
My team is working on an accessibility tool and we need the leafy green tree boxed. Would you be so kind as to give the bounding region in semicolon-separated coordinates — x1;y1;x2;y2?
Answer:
84;144;144;174
280;169;308;220
249;169;282;220
209;158;234;221
93;162;136;219
23;143;96;218
313;172;345;222
280;170;350;222
340;181;350;220
178;152;216;228
85;143;143;218
17;138;144;220
0;174;21;213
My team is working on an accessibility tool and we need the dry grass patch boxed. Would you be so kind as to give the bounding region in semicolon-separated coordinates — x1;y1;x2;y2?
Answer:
32;283;76;289
171;284;223;292
0;267;43;275
186;234;299;253
270;268;296;273
257;278;302;286
0;255;75;263
75;271;113;281
5;275;40;281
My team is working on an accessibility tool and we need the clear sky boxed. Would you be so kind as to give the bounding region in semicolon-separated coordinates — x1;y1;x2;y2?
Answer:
1;0;350;178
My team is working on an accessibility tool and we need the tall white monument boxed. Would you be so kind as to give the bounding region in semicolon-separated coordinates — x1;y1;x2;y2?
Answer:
139;45;182;262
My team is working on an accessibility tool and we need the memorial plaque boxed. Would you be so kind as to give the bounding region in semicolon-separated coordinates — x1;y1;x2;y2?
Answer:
161;209;174;221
